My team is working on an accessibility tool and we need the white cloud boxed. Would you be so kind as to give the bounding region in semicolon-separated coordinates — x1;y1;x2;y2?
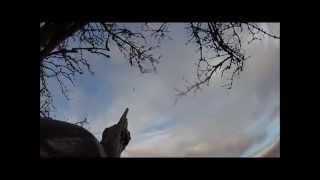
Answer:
51;23;280;157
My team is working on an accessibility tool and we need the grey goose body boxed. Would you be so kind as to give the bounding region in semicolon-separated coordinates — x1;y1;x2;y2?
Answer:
40;108;130;158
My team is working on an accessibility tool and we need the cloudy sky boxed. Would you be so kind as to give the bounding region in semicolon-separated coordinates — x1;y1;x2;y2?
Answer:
48;23;280;157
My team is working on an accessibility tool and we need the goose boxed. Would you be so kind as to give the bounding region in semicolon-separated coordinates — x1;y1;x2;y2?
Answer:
40;108;131;158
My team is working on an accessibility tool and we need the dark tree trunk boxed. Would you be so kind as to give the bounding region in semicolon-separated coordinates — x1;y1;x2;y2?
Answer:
40;22;87;62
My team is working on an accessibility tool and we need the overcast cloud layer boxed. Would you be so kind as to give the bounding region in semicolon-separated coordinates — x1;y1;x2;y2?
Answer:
48;23;280;157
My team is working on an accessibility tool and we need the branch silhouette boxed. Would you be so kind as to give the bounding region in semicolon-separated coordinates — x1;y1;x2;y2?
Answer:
40;22;279;117
174;23;279;101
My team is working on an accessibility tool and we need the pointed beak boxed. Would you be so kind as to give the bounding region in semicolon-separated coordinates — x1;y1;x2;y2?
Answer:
120;108;129;120
118;108;129;126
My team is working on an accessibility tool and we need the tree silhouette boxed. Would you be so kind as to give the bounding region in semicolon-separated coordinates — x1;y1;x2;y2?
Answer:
174;23;280;98
40;22;170;117
40;22;279;118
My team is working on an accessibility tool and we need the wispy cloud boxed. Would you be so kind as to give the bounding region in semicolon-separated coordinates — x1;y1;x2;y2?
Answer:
50;23;280;157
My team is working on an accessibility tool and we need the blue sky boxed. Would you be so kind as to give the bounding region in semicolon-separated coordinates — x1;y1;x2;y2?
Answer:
47;23;280;157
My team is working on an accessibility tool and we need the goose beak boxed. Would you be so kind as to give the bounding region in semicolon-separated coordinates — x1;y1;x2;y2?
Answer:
118;108;129;127
120;108;129;121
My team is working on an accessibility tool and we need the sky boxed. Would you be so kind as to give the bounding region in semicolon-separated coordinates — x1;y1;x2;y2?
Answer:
47;23;280;157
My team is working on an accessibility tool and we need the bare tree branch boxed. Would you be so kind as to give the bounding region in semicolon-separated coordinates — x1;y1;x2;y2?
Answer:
73;117;89;127
40;22;168;118
40;22;279;117
175;22;280;101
